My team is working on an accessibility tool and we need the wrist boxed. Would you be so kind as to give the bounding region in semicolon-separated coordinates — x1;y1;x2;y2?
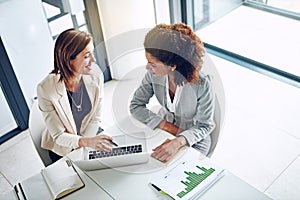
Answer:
158;120;167;129
175;136;187;147
78;137;87;147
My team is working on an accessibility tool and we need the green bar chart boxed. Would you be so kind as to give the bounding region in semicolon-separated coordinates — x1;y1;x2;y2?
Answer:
150;149;224;200
177;166;215;198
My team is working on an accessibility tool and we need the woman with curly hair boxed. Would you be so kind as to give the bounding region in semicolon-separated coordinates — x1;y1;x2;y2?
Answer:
130;23;215;162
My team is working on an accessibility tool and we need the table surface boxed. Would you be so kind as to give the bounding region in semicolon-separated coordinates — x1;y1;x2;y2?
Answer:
66;116;273;200
3;116;272;200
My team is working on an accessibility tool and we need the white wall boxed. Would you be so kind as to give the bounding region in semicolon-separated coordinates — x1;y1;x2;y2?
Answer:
96;0;156;80
0;0;53;106
154;0;170;24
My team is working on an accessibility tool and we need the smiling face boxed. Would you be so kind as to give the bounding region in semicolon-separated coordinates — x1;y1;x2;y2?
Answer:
145;51;174;76
70;41;96;76
53;29;95;83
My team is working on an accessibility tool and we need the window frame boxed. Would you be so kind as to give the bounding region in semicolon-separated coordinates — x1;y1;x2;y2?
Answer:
0;38;29;144
179;0;300;88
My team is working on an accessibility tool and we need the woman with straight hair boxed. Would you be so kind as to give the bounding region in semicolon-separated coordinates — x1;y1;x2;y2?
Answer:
38;29;113;162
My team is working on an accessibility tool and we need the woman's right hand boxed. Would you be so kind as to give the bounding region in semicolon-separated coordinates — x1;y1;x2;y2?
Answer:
151;136;186;162
79;134;113;152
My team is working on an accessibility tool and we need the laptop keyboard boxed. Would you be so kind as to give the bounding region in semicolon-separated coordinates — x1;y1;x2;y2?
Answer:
88;144;143;160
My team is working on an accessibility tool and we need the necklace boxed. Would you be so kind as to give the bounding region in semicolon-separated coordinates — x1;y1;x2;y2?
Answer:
67;85;83;112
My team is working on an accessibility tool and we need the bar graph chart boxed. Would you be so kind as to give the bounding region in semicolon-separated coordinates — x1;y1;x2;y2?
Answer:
177;165;215;198
150;150;224;200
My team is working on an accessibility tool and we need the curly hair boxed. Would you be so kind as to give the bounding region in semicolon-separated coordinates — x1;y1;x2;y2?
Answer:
51;28;93;83
144;23;205;86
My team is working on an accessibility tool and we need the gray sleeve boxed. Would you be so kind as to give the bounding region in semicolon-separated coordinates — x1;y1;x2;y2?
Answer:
129;71;164;129
178;74;216;146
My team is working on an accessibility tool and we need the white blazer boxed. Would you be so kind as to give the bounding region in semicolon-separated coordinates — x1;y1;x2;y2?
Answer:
37;65;104;156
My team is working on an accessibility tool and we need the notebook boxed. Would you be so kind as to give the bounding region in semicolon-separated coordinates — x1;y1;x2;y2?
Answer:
74;132;149;171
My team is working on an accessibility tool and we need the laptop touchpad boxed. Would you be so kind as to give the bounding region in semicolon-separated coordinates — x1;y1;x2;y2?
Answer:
112;135;126;146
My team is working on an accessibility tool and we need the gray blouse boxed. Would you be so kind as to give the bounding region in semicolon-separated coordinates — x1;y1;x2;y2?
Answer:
130;70;216;148
67;82;92;135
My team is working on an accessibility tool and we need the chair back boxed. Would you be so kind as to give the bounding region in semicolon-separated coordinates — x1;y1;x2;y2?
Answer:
202;53;226;157
28;99;53;166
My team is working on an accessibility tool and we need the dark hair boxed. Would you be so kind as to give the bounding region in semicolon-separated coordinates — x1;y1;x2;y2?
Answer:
51;28;93;83
144;23;205;85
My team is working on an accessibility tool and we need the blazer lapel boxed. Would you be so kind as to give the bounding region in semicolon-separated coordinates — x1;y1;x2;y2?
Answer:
81;75;97;126
82;75;96;105
154;75;168;109
56;79;77;134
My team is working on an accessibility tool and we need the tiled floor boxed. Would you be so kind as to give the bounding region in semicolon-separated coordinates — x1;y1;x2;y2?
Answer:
208;55;300;200
197;5;300;199
1;5;300;200
0;130;44;194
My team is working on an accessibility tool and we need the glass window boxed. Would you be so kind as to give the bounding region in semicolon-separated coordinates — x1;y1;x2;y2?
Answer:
190;0;300;81
42;2;61;19
42;0;89;38
0;85;17;137
193;0;242;29
193;0;206;30
49;14;73;36
194;0;204;23
76;12;86;27
79;25;88;32
248;0;300;14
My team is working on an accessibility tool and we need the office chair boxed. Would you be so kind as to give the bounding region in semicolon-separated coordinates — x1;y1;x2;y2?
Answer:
202;53;226;157
28;99;53;166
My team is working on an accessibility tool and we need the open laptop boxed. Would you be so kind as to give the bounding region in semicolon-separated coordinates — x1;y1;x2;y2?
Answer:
74;132;149;171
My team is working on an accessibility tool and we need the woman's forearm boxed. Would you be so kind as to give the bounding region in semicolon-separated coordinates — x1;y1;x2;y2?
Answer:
158;120;184;136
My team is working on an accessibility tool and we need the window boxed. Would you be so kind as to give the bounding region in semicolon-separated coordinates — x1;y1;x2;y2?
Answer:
0;38;29;144
42;0;88;39
0;86;17;138
248;0;300;14
183;0;300;87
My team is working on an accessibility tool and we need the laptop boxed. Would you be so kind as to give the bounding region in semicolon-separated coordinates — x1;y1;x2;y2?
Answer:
74;132;149;171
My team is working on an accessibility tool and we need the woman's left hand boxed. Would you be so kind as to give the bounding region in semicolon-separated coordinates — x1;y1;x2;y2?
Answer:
151;136;187;162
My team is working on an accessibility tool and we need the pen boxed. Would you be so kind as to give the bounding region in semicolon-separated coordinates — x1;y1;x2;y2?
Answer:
151;183;160;191
14;185;21;200
104;138;118;146
151;184;174;200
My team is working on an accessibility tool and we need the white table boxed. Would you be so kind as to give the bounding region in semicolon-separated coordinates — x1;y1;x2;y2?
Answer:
67;116;273;200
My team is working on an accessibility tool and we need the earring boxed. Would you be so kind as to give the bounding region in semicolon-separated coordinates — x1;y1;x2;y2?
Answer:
171;68;175;71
